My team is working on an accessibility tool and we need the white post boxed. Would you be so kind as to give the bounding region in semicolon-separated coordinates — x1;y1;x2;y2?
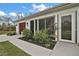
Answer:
16;23;19;35
45;19;46;30
37;19;39;31
55;15;58;41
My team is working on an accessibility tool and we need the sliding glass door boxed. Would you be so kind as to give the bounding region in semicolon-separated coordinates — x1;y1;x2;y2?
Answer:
39;19;45;30
39;16;55;40
59;12;75;43
30;20;34;33
46;17;55;40
61;15;72;40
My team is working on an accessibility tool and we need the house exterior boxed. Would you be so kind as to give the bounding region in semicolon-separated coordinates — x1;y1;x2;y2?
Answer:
16;3;79;44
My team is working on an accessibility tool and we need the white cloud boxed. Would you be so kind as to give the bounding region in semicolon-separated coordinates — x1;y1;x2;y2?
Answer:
9;12;24;17
9;12;25;21
9;12;17;17
29;4;49;14
0;11;6;16
32;4;47;11
20;13;24;17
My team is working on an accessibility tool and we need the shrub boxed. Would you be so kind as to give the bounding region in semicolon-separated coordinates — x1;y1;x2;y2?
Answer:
0;31;5;35
33;30;49;44
7;31;16;36
22;29;32;39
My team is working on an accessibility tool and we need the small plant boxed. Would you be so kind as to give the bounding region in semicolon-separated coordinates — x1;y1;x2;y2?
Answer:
7;31;16;36
19;29;57;49
33;30;49;44
22;29;32;40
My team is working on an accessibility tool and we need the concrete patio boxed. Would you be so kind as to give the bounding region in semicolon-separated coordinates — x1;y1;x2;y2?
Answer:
51;41;79;56
0;35;9;42
0;35;79;56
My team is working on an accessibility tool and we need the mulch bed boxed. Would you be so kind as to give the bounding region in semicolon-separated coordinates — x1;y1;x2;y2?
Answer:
18;37;57;50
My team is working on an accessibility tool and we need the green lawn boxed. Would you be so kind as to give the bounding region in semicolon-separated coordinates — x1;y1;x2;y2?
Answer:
0;41;31;56
0;31;15;35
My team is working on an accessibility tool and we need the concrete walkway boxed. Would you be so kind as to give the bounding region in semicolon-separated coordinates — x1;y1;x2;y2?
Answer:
0;35;52;56
0;35;9;42
51;41;79;56
0;35;79;56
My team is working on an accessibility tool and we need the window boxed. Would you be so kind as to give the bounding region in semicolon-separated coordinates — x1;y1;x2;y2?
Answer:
46;17;55;35
39;19;45;30
46;17;55;39
35;20;37;31
30;21;34;33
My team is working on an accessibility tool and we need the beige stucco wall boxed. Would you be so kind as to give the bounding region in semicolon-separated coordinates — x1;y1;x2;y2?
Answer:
26;20;30;30
16;23;19;34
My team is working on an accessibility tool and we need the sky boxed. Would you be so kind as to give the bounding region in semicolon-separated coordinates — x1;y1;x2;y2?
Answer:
0;3;60;21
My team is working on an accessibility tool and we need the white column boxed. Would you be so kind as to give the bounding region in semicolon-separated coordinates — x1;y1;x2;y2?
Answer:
16;23;19;35
37;19;39;31
55;15;58;41
26;21;27;29
45;19;46;30
29;21;30;30
26;21;30;30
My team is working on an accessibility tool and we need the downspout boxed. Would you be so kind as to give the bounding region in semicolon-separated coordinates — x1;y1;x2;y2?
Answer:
34;20;35;35
75;10;77;43
57;14;59;41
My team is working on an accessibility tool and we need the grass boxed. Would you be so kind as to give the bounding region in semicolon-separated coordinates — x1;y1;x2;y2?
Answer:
0;31;15;35
0;41;31;56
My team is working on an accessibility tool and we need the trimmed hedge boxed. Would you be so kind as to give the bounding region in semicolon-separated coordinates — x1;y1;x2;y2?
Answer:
7;31;16;36
33;30;49;44
19;29;57;49
22;29;32;39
